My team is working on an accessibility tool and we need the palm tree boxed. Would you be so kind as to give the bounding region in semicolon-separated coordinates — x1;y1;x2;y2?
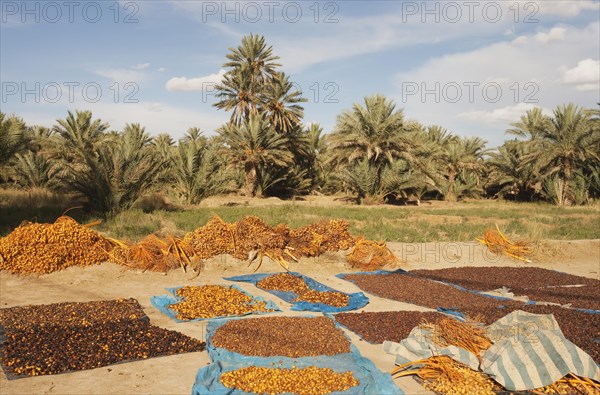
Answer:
181;127;207;146
223;34;281;84
56;117;166;218
383;160;435;205
338;159;380;202
328;94;420;200
304;123;327;191
152;133;175;157
26;126;53;153
215;34;281;125
507;107;550;140
13;151;57;188
486;140;539;201
511;104;599;205
0;113;28;165
218;114;293;197
432;136;488;202
52;110;109;154
213;35;310;198
172;134;229;204
329;95;419;168
260;72;306;134
214;69;261;126
150;133;176;189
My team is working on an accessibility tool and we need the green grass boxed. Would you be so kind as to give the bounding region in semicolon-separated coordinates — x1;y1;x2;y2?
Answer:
1;192;598;243
99;200;599;242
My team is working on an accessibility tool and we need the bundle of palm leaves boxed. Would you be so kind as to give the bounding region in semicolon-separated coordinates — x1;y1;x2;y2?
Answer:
109;234;202;274
392;356;495;395
345;238;398;269
532;373;600;394
418;317;492;358
476;224;532;262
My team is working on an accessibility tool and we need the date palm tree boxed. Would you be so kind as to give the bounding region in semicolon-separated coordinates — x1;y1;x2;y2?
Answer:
52;110;109;154
260;72;306;134
507;107;550;140
56;117;166;218
181;127;207;146
215;34;281;125
510;104;599;205
0;113;29;165
223;34;281;85
172;134;229;204
328;94;421;201
433;136;488;202
486;140;539;201
214;34;309;197
218;114;293;197
13;151;57;188
304;123;327;191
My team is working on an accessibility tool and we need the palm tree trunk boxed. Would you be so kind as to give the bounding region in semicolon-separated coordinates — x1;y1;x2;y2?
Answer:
561;157;574;206
244;162;257;197
445;170;457;202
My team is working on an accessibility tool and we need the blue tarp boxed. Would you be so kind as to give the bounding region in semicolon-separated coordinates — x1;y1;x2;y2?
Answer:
150;285;280;323
191;317;403;395
225;272;369;313
336;268;408;280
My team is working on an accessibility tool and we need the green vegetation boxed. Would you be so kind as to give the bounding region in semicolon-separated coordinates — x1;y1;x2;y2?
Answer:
1;188;597;243
0;35;599;222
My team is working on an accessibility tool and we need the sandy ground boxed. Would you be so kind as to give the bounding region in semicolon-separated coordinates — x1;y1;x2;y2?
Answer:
0;240;598;395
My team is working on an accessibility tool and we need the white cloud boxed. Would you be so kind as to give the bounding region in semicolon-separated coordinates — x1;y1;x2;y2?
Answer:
168;2;523;73
512;36;528;45
458;103;551;124
144;102;164;112
561;59;600;91
17;101;227;138
95;68;147;83
158;67;167;72
94;101;226;136
132;63;150;70
165;69;226;91
535;27;567;43
535;0;599;16
95;63;154;83
392;22;599;146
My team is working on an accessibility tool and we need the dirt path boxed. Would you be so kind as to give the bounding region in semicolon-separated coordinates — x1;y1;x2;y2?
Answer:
1;240;598;394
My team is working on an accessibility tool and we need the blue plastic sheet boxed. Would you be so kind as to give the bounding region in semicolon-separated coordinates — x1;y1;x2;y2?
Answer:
191;317;403;395
225;272;369;313
150;285;280;323
336;268;408;280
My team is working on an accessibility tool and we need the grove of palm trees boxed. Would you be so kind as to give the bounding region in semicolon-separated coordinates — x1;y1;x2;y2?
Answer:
1;34;599;219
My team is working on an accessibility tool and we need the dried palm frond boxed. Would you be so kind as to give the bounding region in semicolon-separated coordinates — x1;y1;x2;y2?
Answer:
419;317;492;357
109;234;201;274
477;224;532;262
532;373;600;395
392;356;495;395
346;238;398;269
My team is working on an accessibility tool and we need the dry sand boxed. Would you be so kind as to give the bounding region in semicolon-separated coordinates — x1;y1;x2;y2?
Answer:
1;240;598;395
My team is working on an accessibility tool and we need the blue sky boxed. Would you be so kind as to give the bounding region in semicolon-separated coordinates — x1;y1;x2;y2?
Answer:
1;0;599;147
